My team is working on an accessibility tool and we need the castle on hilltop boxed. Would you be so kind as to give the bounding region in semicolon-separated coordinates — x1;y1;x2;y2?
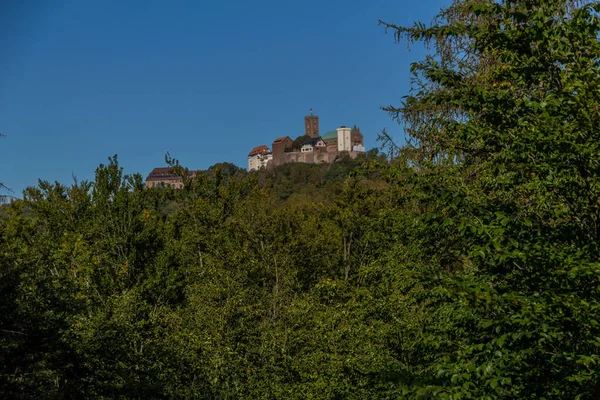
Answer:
247;110;366;171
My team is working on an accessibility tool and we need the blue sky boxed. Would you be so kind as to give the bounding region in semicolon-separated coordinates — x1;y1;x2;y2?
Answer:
1;0;447;195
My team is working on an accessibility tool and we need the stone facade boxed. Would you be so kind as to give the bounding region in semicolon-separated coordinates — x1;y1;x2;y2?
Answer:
351;125;363;148
324;138;337;153
304;109;319;138
277;149;363;166
272;136;293;167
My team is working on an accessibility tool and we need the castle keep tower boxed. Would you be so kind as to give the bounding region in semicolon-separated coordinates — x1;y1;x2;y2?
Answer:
304;108;319;138
337;126;352;152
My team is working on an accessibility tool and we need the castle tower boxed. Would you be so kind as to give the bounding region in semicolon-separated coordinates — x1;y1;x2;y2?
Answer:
351;125;364;147
337;126;352;152
304;108;319;138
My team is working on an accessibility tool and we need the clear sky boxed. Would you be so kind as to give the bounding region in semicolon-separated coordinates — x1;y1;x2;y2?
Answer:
1;0;447;196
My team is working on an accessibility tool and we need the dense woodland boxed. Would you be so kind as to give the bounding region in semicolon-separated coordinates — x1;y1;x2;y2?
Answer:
4;0;600;398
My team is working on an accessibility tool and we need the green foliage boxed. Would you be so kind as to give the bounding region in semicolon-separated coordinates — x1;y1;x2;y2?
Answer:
1;152;391;398
3;1;600;397
379;0;600;397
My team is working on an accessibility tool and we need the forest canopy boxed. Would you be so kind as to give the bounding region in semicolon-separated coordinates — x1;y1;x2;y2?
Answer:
3;0;600;398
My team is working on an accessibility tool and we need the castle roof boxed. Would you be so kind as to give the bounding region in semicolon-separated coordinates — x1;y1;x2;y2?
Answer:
322;126;362;140
273;136;291;144
248;145;271;157
322;131;338;140
303;137;325;147
146;167;195;181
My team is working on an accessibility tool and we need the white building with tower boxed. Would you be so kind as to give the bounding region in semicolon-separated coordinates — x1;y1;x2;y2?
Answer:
337;126;352;152
248;145;272;171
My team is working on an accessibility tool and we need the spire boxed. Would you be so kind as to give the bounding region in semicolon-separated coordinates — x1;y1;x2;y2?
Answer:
310;108;313;116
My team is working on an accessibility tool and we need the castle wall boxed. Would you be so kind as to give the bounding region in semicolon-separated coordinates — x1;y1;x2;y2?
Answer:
278;150;343;166
324;138;337;153
272;144;285;167
272;137;293;167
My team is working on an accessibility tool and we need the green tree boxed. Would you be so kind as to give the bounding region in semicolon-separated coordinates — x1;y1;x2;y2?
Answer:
292;135;310;150
381;0;600;397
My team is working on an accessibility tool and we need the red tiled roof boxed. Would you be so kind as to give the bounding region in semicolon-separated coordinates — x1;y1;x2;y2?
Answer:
149;167;173;175
248;145;270;156
272;136;291;144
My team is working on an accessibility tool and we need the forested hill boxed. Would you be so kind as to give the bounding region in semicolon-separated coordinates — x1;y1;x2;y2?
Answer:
4;0;600;398
1;151;399;398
